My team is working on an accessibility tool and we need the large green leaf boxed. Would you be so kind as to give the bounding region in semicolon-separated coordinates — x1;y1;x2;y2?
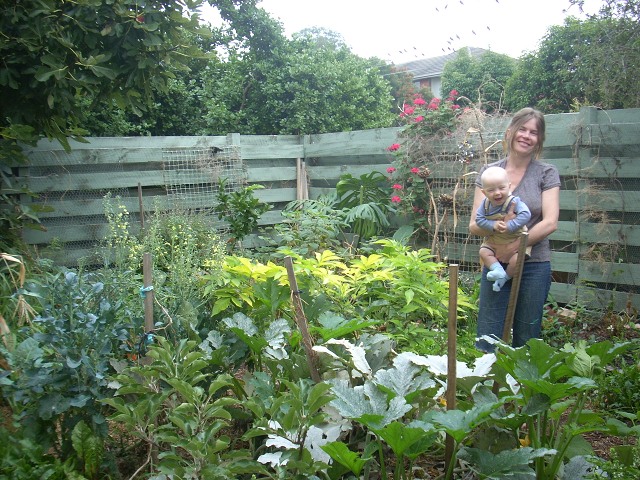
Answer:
459;446;556;479
329;379;412;429
371;421;437;458
321;441;369;476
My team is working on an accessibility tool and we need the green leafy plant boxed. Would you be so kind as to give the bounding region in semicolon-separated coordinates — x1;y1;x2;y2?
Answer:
594;351;640;413
0;420;85;480
260;196;348;257
1;269;135;459
213;178;272;245
100;196;227;337
589;440;640;479
103;337;263;479
71;420;104;480
243;377;337;478
333;171;394;241
486;338;640;480
202;241;475;342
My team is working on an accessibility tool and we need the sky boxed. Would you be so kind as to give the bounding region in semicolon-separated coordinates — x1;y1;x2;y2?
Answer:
201;0;602;64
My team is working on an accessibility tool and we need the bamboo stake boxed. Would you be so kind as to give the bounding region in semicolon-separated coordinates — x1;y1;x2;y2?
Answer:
445;264;459;476
284;256;321;382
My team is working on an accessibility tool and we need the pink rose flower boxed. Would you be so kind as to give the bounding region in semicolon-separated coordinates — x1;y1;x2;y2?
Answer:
386;166;396;173
413;97;426;105
392;184;403;190
387;143;401;151
411;167;420;174
391;196;402;203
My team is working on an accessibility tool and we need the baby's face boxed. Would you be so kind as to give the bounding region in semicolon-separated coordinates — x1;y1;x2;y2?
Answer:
482;178;510;205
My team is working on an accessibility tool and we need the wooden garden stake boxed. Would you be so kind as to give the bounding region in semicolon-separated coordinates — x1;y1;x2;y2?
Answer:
501;232;529;344
284;256;321;383
492;232;529;395
445;264;459;476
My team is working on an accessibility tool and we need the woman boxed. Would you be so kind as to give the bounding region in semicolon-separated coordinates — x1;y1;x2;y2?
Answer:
469;108;560;352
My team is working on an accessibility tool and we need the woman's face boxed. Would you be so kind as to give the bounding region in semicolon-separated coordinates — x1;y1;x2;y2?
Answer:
509;118;540;157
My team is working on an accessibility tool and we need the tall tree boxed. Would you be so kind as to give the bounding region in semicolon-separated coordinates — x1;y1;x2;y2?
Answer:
441;49;516;112
240;28;395;134
0;0;212;147
0;0;216;249
505;14;640;113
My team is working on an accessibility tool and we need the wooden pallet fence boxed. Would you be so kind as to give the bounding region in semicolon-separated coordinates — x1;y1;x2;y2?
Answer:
14;107;640;310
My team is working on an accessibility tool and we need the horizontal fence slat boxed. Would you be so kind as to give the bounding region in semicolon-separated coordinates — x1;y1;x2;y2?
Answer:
560;190;640;213
586;123;640;146
25;170;167;193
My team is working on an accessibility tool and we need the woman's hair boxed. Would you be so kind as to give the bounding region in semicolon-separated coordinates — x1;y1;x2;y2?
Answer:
504;107;546;159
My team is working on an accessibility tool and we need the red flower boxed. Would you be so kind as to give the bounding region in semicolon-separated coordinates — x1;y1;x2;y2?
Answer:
449;89;458;96
392;184;403;190
414;116;424;122
410;167;420;174
413;97;426;106
387;143;400;152
386;166;396;173
451;104;460;110
391;196;402;203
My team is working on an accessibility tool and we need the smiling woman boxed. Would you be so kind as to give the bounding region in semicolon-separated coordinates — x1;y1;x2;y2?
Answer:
469;107;560;352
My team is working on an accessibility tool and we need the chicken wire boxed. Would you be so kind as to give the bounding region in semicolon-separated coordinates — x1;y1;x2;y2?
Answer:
162;145;243;215
25;144;244;258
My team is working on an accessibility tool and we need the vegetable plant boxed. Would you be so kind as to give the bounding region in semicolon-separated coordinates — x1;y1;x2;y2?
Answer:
1;269;135;459
103;337;264;479
213;178;272;246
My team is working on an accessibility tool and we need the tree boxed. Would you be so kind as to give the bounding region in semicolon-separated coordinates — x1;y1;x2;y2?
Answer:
0;0;212;147
441;49;516;112
81;28;226;136
240;28;396;134
505;15;640;113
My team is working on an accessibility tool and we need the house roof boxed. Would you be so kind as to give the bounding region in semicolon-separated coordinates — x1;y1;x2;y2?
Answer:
393;47;488;80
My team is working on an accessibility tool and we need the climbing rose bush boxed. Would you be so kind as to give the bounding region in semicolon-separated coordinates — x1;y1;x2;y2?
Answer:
385;90;462;219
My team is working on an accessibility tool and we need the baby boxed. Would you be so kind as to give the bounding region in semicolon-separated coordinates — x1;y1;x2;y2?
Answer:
476;166;531;291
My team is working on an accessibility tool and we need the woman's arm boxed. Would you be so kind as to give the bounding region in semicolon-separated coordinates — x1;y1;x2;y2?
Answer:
525;186;560;246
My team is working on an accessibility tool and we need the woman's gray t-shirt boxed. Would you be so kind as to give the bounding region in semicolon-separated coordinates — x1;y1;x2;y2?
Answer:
476;159;561;262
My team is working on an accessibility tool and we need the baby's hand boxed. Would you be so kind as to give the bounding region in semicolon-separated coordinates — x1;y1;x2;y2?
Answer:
493;220;507;233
